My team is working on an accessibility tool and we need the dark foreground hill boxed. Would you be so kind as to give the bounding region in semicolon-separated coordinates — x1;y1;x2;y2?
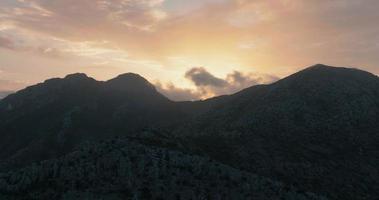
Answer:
0;138;326;200
0;64;378;199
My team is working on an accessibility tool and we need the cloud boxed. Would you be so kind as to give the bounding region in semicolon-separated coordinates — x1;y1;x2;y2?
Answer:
0;0;170;68
0;28;67;57
185;67;278;98
155;82;202;101
0;0;167;35
185;67;227;87
157;67;278;101
225;70;278;90
0;26;131;61
0;35;15;50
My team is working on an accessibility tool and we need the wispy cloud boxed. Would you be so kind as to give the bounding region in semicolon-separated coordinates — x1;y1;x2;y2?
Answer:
1;0;167;32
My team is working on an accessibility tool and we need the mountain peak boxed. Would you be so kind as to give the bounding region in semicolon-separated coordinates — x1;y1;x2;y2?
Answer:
105;73;157;94
302;64;377;76
303;64;350;73
285;64;377;81
309;63;332;68
114;72;145;80
269;64;379;94
107;73;150;85
64;73;89;80
306;63;338;71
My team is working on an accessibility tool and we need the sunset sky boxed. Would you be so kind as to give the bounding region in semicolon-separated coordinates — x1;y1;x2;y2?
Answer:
1;0;379;100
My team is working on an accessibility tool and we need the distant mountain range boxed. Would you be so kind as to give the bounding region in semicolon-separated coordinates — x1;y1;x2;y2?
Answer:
0;64;378;200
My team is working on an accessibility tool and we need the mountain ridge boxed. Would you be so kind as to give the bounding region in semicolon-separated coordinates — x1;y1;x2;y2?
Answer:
0;64;378;199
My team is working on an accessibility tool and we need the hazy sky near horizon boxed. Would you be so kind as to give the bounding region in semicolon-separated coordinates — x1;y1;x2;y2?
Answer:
1;0;379;100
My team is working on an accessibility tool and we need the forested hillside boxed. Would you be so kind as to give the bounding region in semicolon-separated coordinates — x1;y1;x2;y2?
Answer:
0;138;326;200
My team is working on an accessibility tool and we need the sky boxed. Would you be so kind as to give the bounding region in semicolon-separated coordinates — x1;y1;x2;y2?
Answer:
0;0;379;100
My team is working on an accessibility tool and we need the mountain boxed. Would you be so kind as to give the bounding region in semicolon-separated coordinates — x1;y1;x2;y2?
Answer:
0;73;188;170
0;64;378;199
179;64;379;199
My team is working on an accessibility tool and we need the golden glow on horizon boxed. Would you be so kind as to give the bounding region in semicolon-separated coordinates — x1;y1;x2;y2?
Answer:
0;0;379;100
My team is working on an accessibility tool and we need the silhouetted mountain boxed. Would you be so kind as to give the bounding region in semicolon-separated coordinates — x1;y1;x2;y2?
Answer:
180;64;379;199
0;73;186;170
0;64;378;199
